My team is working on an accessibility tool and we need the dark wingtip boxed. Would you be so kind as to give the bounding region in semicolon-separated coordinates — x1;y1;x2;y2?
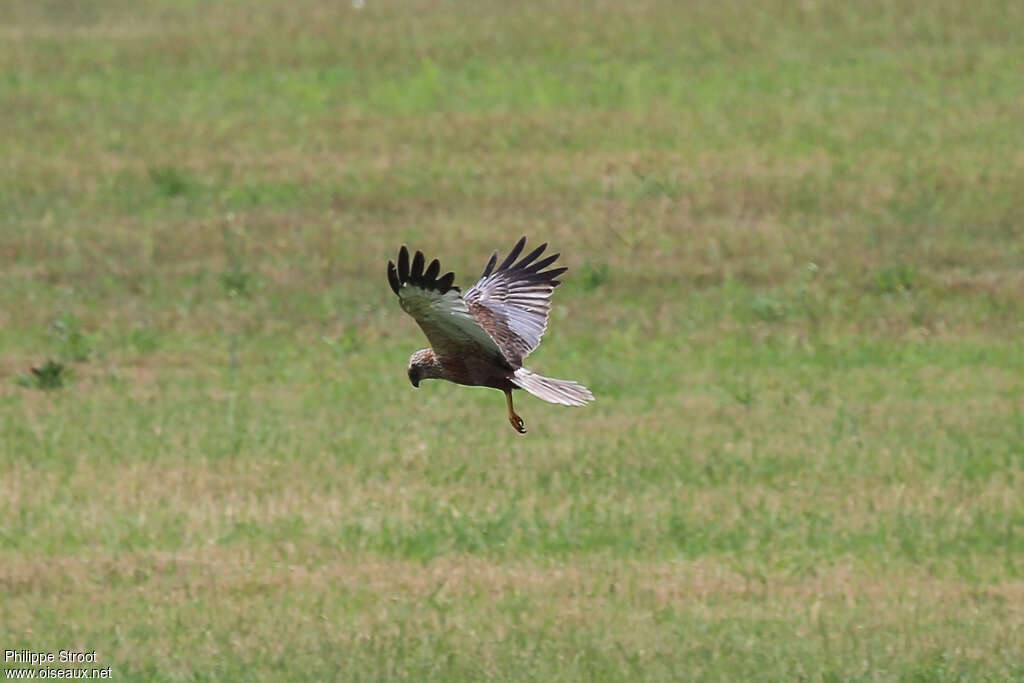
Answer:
515;242;547;270
387;260;400;295
497;236;528;272
436;271;455;292
424;258;440;283
481;251;498;279
411;250;425;280
525;252;560;274
391;247;457;295
397;246;410;281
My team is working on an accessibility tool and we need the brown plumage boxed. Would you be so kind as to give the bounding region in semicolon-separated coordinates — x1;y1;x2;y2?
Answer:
387;236;594;433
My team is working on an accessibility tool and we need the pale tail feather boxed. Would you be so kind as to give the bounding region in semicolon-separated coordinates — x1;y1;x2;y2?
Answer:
511;368;594;407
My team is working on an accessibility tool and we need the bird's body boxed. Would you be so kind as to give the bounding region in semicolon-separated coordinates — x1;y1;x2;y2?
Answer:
410;347;514;391
388;237;593;433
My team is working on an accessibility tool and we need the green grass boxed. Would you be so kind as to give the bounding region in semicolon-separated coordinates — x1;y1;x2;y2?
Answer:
2;0;1023;679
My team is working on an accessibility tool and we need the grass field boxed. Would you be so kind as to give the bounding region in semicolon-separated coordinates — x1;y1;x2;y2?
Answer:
3;0;1024;679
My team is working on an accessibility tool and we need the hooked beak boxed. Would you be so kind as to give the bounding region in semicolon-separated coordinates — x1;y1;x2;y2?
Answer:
408;369;419;388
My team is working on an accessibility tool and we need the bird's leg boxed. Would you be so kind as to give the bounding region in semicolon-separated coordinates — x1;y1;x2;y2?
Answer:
505;389;526;434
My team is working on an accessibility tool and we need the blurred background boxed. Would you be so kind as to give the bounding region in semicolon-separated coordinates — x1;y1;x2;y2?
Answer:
2;0;1023;679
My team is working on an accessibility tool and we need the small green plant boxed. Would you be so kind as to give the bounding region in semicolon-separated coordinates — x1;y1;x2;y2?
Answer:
16;359;67;390
580;262;611;292
148;165;193;198
219;226;253;298
219;267;252;298
873;264;917;294
130;326;161;354
52;313;92;362
720;376;756;408
747;294;787;322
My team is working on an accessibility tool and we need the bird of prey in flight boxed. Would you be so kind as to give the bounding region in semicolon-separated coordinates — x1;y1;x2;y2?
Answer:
387;236;594;433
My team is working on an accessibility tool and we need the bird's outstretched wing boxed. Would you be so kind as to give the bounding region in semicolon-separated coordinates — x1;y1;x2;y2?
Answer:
388;246;510;367
464;236;567;366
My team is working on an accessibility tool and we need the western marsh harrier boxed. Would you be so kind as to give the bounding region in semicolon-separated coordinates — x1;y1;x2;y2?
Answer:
387;237;594;433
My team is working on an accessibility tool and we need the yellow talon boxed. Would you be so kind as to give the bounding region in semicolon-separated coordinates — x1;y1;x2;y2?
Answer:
509;414;526;434
505;390;527;434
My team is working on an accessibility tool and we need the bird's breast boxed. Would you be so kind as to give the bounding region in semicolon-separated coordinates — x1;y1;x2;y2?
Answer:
439;356;514;390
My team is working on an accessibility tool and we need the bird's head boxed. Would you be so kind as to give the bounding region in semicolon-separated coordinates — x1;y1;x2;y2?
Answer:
407;348;440;388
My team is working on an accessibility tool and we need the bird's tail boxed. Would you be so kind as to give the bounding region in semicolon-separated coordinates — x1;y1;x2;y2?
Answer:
511;368;594;407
